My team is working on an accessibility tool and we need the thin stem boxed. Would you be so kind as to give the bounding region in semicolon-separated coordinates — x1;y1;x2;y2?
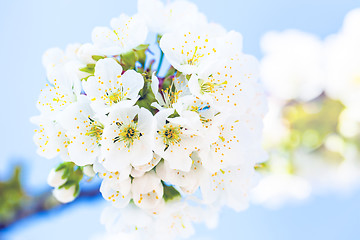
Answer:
156;50;164;76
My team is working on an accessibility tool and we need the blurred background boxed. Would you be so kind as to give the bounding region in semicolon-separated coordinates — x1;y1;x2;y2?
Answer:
1;0;360;239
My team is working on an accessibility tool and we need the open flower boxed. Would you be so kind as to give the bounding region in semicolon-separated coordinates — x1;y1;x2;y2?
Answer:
83;58;144;113
160;23;226;75
57;96;103;166
151;73;191;110
188;53;259;114
31;115;70;160
199;114;266;173
100;103;155;172
92;14;148;55
154;108;202;172
36;65;81;117
200;162;258;211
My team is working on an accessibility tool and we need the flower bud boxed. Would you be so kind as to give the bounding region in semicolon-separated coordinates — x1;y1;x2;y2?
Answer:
83;165;96;177
47;168;67;188
53;185;78;203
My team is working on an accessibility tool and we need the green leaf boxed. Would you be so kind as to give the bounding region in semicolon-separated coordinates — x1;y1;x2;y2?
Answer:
134;44;149;67
120;51;136;70
134;44;149;51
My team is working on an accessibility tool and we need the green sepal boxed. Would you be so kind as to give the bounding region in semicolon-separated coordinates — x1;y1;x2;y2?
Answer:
74;183;80;197
79;65;95;74
55;162;75;180
162;183;181;202
156;34;163;45
81;75;92;81
168;110;180;119
135;73;158;114
92;55;106;61
71;168;84;183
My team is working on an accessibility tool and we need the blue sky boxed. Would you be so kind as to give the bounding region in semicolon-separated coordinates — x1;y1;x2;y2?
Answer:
1;0;360;239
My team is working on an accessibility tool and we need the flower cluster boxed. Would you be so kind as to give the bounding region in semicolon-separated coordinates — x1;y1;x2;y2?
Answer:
31;0;267;237
254;8;360;208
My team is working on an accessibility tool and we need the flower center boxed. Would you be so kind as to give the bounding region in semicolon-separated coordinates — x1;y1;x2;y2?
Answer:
158;124;182;147
106;88;127;105
160;79;182;108
85;119;104;142
187;46;203;66
199;78;227;94
114;122;140;148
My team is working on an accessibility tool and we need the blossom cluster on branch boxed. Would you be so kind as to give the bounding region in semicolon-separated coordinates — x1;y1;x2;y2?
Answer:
31;0;267;238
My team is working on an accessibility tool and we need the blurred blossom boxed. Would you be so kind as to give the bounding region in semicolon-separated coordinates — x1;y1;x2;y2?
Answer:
325;8;360;112
256;8;360;208
260;30;325;101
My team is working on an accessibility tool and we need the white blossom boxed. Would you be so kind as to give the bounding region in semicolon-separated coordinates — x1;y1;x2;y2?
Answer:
33;0;269;235
200;162;258;211
132;171;164;210
156;152;204;194
160;23;226;75
36;64;81;117
100;104;155;172
31;115;69;160
153;108;202;172
57;96;103;166
188;52;259;114
137;0;207;35
92;14;148;55
83;58;144;113
199;114;266;173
